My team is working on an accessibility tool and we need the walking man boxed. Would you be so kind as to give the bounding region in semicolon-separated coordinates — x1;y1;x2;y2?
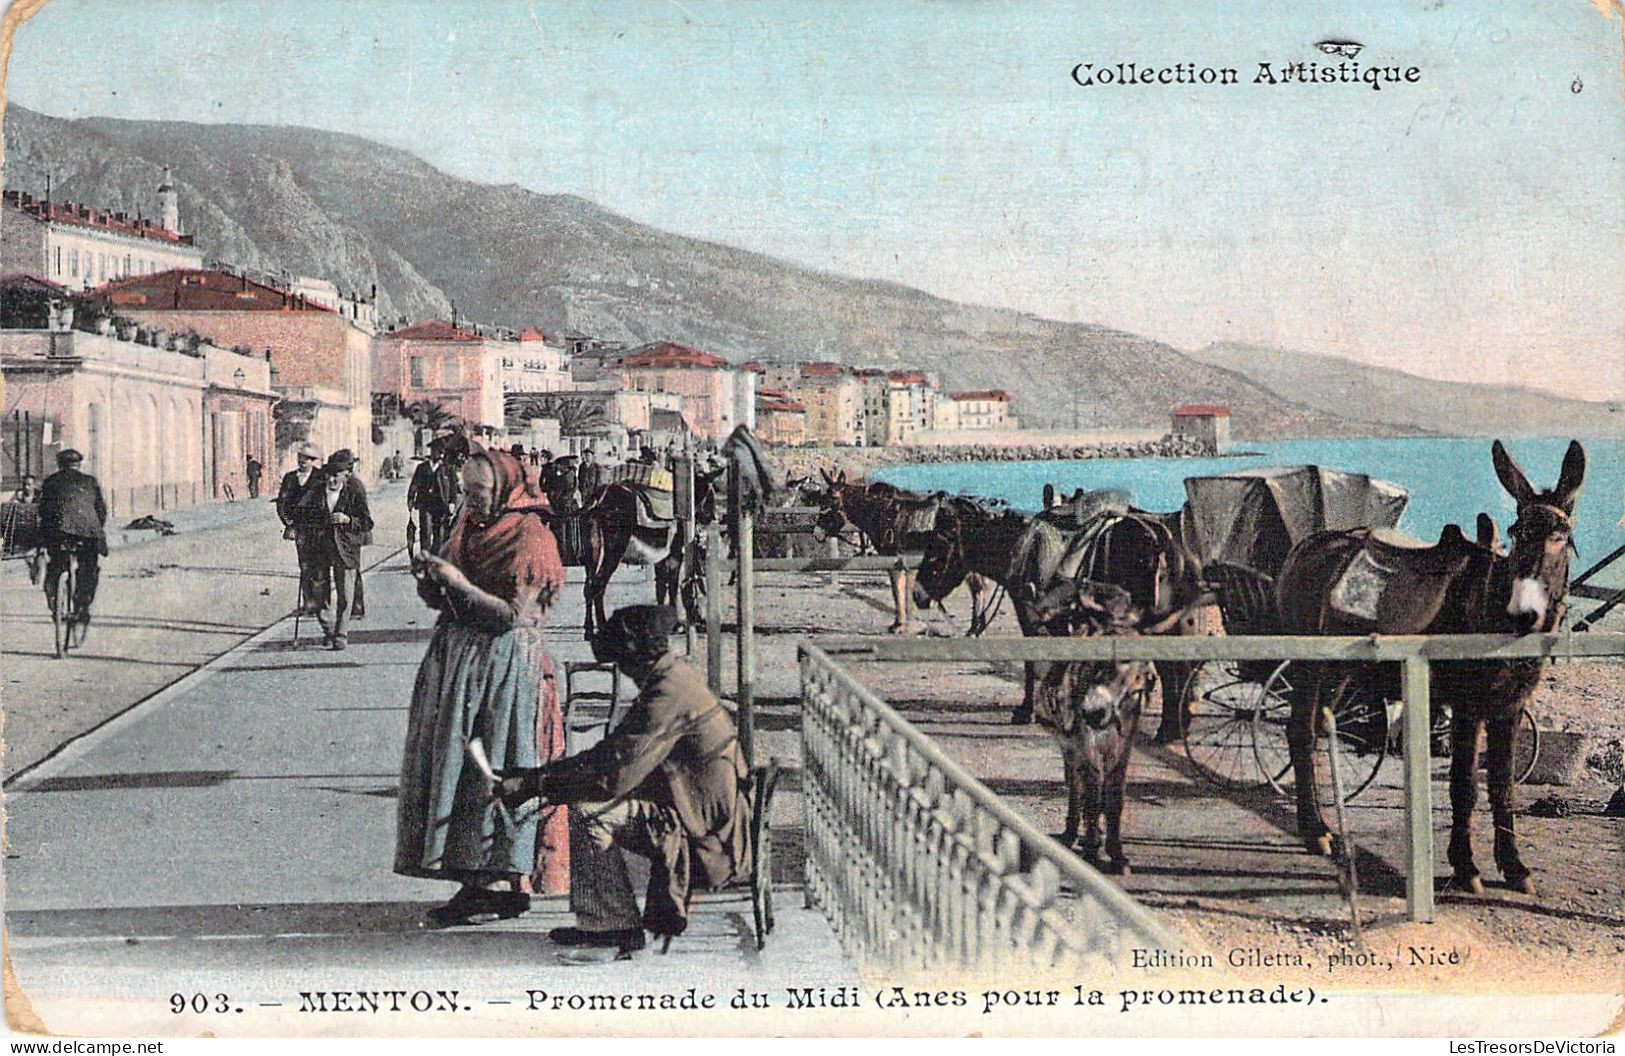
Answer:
246;455;263;499
496;605;752;955
294;449;373;650
277;444;322;614
407;441;455;554
37;450;108;643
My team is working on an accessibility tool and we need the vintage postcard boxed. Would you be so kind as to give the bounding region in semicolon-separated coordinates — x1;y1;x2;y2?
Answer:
1;0;1622;1041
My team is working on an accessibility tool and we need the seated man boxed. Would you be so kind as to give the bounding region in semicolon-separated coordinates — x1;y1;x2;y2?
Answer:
496;605;751;955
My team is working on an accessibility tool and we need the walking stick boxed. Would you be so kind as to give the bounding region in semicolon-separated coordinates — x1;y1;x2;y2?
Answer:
1323;705;1366;950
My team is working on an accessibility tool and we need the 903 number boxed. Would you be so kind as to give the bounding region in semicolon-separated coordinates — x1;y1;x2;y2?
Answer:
170;993;233;1014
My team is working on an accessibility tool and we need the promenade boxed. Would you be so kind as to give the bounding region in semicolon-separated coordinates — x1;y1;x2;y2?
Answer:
3;525;852;1038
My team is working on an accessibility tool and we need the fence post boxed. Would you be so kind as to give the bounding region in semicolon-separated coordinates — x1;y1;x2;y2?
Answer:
733;467;757;766
1402;656;1435;923
675;454;696;656
705;521;723;696
825;533;841;589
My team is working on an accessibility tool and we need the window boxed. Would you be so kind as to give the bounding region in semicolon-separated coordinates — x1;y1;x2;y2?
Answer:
69;249;78;277
409;356;425;387
55;246;62;275
444;358;461;387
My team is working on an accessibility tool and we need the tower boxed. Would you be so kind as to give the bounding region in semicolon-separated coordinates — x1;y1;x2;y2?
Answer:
157;166;178;233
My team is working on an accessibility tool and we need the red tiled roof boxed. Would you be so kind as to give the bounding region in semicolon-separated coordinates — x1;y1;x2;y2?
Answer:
852;368;886;378
888;370;929;385
0;272;69;293
384;319;484;342
90;269;334;313
619;341;730;369
759;397;806;413
799;361;846;376
1173;403;1231;417
519;327;546;342
4;190;197;246
741;360;767;373
951;389;1010;402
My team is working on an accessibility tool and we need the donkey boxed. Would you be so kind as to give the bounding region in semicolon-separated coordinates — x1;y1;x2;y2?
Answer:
579;469;721;639
913;498;1209;734
810;471;948;633
1275;440;1585;893
1028;579;1199;874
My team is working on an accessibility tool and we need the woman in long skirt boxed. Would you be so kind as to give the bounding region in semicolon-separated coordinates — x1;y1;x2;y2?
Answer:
395;445;569;923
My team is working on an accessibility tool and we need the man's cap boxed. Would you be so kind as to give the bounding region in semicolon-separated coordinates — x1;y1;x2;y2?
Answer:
591;605;679;666
325;449;356;471
56;449;84;465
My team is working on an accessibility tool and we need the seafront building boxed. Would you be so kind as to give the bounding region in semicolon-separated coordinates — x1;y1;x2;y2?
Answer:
618;341;755;440
1171;403;1231;454
373;319;508;435
89;268;374;476
1;173;204;288
754;388;808;446
0;274;276;514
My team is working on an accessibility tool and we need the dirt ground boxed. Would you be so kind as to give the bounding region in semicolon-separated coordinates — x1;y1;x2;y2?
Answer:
742;566;1625;999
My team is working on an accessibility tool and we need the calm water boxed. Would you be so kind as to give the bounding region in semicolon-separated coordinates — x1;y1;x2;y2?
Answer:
873;436;1625;585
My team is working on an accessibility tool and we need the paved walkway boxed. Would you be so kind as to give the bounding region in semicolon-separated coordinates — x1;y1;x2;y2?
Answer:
4;553;852;1037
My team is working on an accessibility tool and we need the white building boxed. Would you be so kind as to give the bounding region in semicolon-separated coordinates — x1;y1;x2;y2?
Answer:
1;175;205;289
500;328;572;394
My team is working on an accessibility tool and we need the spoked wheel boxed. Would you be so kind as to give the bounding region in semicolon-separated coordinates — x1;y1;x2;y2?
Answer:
1256;664;1389;803
51;561;74;659
1513;707;1541;786
1179;660;1277;787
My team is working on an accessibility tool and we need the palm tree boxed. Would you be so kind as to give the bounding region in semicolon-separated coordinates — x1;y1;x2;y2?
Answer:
403;399;455;432
504;393;608;435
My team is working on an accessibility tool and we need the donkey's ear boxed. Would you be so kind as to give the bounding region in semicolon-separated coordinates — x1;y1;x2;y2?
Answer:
1475;513;1501;551
1491;440;1536;506
820;468;833;486
1555;440;1586;511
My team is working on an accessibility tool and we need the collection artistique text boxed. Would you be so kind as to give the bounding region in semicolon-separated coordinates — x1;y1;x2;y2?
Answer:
1072;61;1421;90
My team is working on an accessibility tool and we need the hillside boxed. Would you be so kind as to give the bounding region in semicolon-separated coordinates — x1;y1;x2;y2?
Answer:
1186;342;1625;437
3;104;1414;438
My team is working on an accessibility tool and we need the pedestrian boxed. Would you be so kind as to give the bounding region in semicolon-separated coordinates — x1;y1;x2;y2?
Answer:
12;473;39;504
277;444;322;614
577;448;601;501
37;450;108;643
396;445;570;923
292;449;372;650
495;604;751;954
246;455;263;499
407;441;455;555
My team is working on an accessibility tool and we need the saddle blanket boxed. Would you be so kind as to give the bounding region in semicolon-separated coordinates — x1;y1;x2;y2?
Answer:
1329;548;1397;621
634;487;675;529
902;503;939;534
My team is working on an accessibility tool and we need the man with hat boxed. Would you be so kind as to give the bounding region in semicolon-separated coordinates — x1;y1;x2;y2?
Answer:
37;449;108;640
496;604;752;955
407;438;456;554
292;449;373;650
277;443;323;614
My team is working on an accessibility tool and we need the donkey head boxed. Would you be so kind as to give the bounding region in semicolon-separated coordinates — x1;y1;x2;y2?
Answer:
1492;439;1585;632
1030;580;1160;734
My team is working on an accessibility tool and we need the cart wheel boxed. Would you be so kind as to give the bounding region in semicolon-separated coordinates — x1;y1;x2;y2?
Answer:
1514;707;1541;786
1252;661;1299;794
1257;667;1387;803
1180;660;1272;787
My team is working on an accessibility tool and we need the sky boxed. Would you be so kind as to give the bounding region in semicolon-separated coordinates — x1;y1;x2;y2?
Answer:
5;0;1624;402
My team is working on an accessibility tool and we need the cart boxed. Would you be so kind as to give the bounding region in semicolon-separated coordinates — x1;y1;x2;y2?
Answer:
1172;466;1411;799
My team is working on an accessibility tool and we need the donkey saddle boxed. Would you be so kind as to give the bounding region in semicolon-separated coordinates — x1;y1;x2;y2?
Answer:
1329;524;1476;629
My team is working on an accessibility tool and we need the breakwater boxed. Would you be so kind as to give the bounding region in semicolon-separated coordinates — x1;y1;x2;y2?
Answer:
771;434;1212;483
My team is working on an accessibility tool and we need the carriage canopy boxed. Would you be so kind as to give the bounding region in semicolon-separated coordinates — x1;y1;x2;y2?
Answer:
1181;465;1408;576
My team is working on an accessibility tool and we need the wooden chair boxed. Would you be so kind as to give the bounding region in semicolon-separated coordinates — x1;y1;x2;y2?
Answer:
658;757;783;954
562;660;624;750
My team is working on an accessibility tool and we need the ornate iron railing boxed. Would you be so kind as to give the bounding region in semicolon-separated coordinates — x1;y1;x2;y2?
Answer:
799;643;1180;978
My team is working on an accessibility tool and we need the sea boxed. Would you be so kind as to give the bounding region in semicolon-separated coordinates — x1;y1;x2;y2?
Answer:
871;436;1625;587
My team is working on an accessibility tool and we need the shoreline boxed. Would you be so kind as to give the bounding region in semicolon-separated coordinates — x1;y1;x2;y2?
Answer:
770;434;1215;482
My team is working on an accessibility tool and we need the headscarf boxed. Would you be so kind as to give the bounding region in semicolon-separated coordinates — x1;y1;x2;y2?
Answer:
442;445;560;603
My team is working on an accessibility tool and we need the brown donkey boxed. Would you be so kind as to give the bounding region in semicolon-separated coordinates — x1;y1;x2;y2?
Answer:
1275;440;1585;893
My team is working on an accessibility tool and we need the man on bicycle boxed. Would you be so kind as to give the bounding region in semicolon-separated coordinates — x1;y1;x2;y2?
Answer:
37;449;108;641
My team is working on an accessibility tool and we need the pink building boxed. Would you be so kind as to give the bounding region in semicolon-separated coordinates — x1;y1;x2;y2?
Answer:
618;341;746;440
375;320;507;433
755;389;807;446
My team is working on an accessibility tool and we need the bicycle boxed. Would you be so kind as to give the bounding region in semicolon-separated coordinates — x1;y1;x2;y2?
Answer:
45;542;80;659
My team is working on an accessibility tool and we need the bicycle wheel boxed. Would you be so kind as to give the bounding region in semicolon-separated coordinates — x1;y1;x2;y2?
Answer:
51;558;74;659
1180;660;1272;787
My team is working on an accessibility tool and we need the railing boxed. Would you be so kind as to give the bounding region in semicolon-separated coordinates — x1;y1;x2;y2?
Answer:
808;631;1625;925
799;643;1181;978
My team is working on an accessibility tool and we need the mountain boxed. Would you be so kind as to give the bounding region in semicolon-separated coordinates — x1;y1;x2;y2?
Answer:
1185;342;1625;438
0;103;1503;439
